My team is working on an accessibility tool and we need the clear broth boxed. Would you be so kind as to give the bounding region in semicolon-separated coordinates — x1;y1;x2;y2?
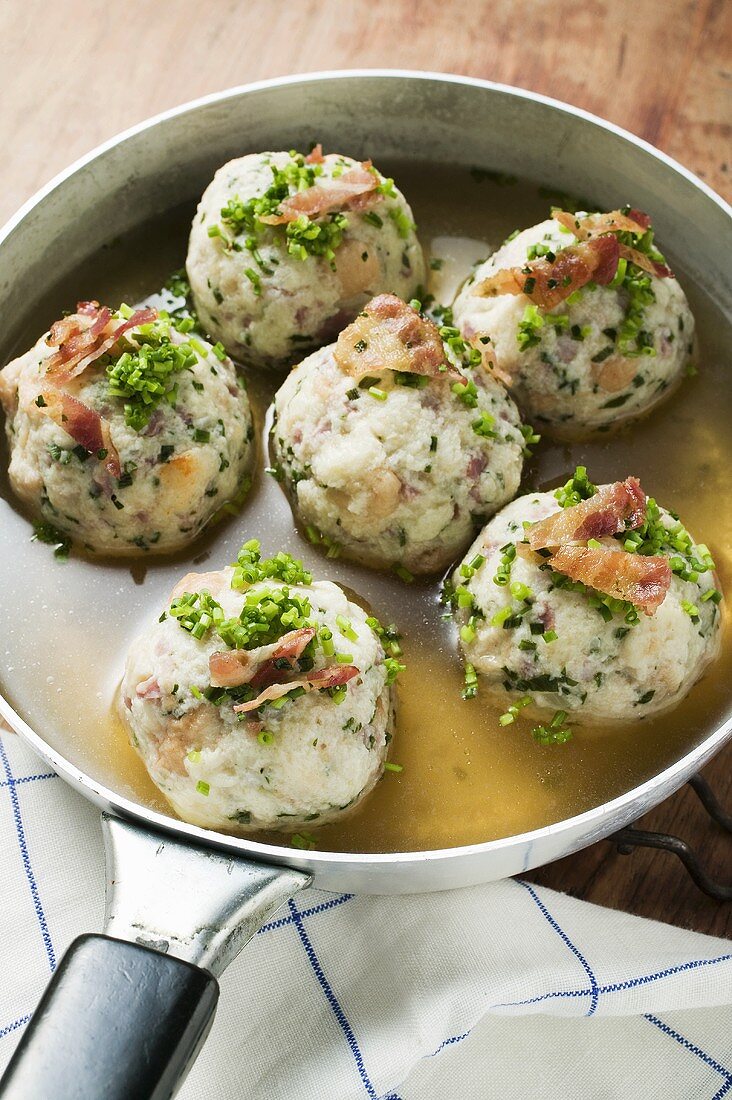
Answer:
0;164;729;853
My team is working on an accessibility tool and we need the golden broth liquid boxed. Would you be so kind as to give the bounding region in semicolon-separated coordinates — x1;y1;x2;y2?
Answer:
0;164;729;853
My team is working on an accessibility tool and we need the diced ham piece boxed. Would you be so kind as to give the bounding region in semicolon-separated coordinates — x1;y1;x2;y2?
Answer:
38;389;121;477
209;628;316;689
528;478;647;550
232;664;360;714
258;164;379;225
209;649;257;688
552;209;673;278
45;305;158;381
135;676;162;700
334;293;460;382
549;545;671;615
472;236;620;310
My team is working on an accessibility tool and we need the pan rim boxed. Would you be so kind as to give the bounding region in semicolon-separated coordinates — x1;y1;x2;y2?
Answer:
1;68;730;872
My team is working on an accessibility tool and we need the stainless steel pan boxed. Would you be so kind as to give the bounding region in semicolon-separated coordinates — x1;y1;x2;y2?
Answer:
0;71;729;1100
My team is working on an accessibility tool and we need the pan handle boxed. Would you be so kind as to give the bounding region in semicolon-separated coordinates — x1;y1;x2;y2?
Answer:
0;933;219;1100
0;813;310;1100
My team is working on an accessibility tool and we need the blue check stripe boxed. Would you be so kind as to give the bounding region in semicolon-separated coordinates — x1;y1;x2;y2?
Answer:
0;1016;31;1042
492;953;732;1011
258;892;354;934
431;1031;470;1056
0;772;56;791
0;738;56;971
645;1014;732;1098
517;879;600;1014
287;897;401;1100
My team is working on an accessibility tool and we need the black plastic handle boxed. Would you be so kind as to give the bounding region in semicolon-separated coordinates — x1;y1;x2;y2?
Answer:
0;933;219;1100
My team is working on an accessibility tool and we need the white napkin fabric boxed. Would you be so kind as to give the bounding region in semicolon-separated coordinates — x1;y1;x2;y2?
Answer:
0;727;730;1100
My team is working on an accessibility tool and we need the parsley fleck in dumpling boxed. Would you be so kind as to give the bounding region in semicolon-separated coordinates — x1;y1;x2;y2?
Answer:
186;146;425;369
121;541;402;832
449;467;722;738
272;294;532;576
0;302;254;555
452;208;695;438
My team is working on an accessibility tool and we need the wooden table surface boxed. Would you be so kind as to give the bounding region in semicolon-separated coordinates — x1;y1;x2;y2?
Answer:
0;0;730;936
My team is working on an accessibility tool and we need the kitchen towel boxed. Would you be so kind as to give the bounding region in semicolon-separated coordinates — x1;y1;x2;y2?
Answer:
0;726;729;1100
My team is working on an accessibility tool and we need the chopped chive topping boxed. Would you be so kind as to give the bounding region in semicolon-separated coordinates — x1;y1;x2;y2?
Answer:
231;539;311;589
244;268;262;295
365;616;403;658
493;542;517;587
462;663;478;699
291;832;316;850
31;520;71;560
451;378;479;408
517;304;544;350
104;314;202;431
383;761;403;772
336;614;358;642
471;410;498;438
196;780;210;796
214;152;365;267
554;466;598;508
498;696;532;726
532;710;572;745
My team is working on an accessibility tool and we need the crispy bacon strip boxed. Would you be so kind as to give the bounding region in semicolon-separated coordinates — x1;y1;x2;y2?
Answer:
528;478;647;550
209;627;316;689
38;390;121;477
232;664;360;714
617;244;673;279
77;299;102;316
306;143;325;164
627;208;652;230
334;293;460;382
552;209;650;239
258;164;378;225
472;235;620;309
552;209;673;278
549;545;671;615
270;627;317;661
45;305;157;381
45;306;112;371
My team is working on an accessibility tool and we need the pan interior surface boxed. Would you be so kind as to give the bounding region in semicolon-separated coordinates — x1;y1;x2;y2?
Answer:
0;76;730;865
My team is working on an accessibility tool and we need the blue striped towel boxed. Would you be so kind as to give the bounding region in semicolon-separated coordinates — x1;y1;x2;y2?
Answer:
0;726;729;1099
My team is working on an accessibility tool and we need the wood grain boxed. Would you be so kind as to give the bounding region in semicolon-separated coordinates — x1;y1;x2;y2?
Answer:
0;0;729;935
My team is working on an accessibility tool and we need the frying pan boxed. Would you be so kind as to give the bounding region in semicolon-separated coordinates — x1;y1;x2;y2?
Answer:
0;71;730;1100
